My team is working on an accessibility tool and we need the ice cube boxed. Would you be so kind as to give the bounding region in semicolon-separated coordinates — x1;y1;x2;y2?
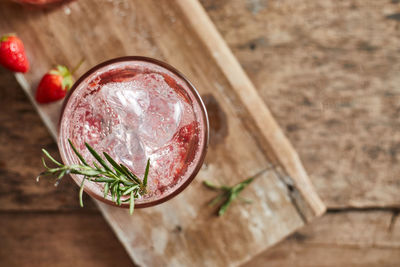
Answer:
104;83;149;116
100;81;149;127
139;98;183;149
100;125;147;175
138;73;168;96
129;73;182;148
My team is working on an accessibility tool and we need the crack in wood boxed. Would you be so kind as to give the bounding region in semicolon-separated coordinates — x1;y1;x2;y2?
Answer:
388;211;399;233
327;207;400;213
287;242;400;250
271;169;308;224
0;209;100;215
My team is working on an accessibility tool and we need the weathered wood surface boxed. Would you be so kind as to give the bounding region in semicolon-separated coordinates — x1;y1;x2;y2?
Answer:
246;210;400;267
201;0;400;209
1;68;399;267
2;209;398;267
1;0;400;265
0;212;133;267
0;212;135;267
0;0;324;266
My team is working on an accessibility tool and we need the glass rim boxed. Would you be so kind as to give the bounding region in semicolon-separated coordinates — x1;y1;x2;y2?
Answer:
58;56;209;209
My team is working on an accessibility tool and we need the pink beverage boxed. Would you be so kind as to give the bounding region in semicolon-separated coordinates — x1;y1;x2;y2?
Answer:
58;57;208;208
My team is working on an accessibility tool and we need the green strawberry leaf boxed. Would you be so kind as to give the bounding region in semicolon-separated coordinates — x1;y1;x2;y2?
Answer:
62;75;74;91
50;65;74;91
56;65;70;77
1;33;16;42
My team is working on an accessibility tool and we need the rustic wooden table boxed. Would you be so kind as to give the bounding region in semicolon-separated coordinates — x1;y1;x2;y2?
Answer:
1;0;399;266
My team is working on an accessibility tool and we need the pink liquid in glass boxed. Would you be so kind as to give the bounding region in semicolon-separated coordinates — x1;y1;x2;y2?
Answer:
58;57;208;208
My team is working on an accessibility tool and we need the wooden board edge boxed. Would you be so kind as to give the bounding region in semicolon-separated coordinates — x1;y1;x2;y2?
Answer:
95;202;141;266
175;0;326;218
15;73;58;140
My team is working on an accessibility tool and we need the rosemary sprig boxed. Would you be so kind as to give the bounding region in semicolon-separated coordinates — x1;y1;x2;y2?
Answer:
203;178;255;216
37;139;150;215
203;167;274;216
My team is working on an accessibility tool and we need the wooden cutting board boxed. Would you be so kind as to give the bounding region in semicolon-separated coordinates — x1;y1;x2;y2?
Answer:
0;0;325;266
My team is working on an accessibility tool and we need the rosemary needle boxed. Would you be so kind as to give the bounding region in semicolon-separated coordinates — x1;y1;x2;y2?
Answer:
37;139;150;215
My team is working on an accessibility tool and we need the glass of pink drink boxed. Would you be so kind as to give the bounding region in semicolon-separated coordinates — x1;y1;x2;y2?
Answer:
58;57;209;208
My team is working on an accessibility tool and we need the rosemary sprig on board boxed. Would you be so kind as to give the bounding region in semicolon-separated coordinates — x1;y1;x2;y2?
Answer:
203;167;274;216
37;139;149;215
203;178;255;216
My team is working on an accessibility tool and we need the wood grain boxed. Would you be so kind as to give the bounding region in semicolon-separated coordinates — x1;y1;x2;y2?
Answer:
0;212;135;267
245;210;400;267
1;210;398;267
0;0;324;266
201;0;400;209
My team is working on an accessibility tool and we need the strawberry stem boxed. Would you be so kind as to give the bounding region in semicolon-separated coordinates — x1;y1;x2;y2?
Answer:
71;58;85;75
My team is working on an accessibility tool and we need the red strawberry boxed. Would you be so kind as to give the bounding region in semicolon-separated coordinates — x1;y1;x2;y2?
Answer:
0;34;29;73
35;65;74;103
